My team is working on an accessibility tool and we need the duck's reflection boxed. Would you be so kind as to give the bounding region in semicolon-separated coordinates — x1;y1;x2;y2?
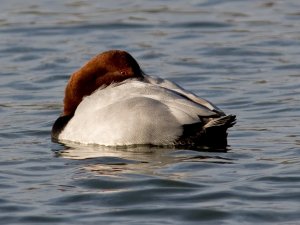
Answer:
53;142;233;177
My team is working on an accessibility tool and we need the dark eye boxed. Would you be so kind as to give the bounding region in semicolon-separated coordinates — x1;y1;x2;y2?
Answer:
120;71;126;75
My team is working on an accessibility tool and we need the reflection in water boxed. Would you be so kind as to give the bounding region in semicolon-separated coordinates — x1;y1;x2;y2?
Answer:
54;143;234;177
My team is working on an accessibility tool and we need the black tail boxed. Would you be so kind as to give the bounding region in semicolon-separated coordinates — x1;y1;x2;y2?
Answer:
175;115;236;150
204;115;236;129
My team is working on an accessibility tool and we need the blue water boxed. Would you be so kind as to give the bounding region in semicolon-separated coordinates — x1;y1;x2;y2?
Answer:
1;1;300;224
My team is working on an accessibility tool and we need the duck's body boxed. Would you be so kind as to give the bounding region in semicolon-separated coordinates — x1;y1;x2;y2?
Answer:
52;50;235;148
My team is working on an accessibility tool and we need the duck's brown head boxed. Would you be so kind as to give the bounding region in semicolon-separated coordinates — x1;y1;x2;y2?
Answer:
63;50;143;116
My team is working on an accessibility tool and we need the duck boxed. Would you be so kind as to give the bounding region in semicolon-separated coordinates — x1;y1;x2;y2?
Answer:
52;50;236;148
